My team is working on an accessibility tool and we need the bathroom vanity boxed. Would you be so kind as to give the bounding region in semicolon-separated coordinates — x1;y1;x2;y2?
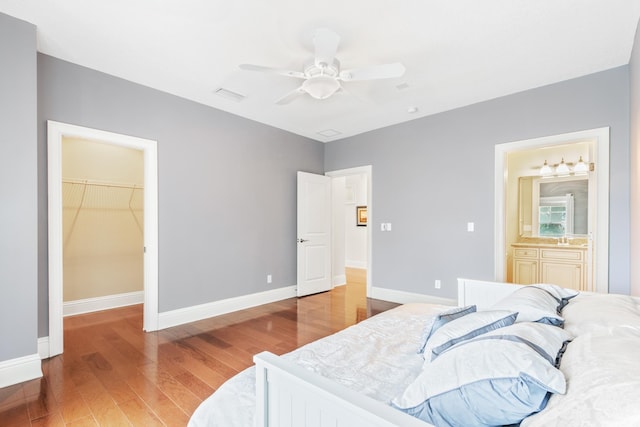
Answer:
512;241;589;291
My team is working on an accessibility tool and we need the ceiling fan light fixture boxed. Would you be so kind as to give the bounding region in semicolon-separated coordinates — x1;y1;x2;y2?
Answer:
240;29;406;104
302;76;341;99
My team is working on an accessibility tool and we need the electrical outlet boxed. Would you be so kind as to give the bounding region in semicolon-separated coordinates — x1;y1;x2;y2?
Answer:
434;279;441;289
267;274;272;284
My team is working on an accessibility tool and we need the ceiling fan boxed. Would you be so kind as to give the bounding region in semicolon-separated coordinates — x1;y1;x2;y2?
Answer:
239;28;406;105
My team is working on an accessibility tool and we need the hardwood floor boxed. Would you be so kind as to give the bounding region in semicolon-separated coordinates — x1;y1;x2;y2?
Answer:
0;269;398;426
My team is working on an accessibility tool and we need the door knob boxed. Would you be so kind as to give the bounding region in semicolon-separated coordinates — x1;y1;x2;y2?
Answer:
298;238;309;243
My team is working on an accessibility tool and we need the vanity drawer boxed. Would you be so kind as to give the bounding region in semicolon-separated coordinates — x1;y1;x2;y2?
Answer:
540;248;584;262
514;248;539;258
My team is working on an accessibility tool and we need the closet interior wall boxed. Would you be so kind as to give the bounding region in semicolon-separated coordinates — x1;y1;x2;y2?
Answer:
62;137;144;308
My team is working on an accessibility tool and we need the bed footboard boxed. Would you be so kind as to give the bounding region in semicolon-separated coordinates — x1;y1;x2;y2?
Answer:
253;351;432;427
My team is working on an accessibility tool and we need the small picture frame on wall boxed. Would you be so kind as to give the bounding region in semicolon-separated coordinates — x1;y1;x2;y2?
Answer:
356;206;367;226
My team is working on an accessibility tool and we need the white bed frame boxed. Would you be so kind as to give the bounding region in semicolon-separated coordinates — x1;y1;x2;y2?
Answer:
253;278;513;427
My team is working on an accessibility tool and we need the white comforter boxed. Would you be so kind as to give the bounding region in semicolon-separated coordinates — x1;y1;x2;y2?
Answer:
189;293;640;427
521;293;640;427
188;303;450;427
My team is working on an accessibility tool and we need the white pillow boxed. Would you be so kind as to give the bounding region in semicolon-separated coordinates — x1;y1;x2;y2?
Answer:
531;283;579;300
491;285;575;326
443;321;572;367
521;327;640;427
421;310;517;361
417;305;476;355
393;322;569;426
562;293;640;337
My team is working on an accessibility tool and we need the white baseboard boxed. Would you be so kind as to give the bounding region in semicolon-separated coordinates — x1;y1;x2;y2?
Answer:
333;274;346;287
0;353;42;388
370;286;457;306
345;260;367;269
38;337;50;359
158;286;297;330
64;291;144;317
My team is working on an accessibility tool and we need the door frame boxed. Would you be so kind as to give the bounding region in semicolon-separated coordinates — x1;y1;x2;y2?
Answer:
326;165;373;296
47;121;159;357
494;127;609;293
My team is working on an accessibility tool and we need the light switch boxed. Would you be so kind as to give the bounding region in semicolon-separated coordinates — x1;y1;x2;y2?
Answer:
386;223;392;231
380;223;387;231
467;222;475;232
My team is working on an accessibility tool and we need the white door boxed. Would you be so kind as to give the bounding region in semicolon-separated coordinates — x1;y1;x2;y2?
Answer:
297;171;332;297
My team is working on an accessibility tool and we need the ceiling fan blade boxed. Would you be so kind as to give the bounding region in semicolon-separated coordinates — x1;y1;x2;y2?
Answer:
275;87;306;105
313;28;340;69
239;64;306;79
339;62;406;81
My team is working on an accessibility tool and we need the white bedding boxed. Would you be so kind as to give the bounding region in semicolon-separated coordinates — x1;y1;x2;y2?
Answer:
522;293;640;427
189;289;640;427
188;303;450;427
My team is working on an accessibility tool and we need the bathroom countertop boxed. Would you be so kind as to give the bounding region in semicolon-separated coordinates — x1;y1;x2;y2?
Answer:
512;241;588;249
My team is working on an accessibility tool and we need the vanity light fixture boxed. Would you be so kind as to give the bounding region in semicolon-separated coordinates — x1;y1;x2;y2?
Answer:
573;156;588;175
539;156;590;177
539;160;553;177
555;158;570;177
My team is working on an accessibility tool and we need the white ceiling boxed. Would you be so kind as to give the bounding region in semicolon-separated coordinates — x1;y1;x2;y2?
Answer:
2;0;640;142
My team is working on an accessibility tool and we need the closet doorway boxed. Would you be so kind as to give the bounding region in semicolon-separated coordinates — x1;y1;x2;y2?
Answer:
62;138;144;315
47;121;158;357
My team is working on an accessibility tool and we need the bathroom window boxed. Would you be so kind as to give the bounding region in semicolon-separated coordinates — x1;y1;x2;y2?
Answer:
538;194;574;236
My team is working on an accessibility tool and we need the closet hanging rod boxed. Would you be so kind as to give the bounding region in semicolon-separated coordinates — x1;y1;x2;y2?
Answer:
62;178;144;190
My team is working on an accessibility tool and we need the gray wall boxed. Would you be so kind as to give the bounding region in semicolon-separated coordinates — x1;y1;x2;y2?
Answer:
2;8;636;364
37;55;323;336
326;67;631;298
630;18;640;297
0;14;38;361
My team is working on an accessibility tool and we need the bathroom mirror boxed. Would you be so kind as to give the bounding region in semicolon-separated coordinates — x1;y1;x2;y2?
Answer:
518;175;588;237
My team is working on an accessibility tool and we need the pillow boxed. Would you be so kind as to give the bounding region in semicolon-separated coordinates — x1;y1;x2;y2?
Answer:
530;283;579;311
562;293;640;337
531;283;579;301
490;285;575;326
417;305;476;355
421;310;517;361
392;322;570;426
439;321;572;367
521;327;640;427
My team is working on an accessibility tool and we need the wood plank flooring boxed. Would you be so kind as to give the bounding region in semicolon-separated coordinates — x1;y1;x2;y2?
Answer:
0;268;398;426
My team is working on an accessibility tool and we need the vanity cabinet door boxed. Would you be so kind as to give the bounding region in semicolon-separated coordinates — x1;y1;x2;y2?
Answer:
514;259;538;285
540;261;583;290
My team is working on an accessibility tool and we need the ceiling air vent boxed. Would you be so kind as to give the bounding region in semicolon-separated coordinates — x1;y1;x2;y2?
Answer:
317;129;342;138
213;87;246;102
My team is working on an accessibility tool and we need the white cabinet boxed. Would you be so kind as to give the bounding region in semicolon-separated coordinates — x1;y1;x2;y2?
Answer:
513;247;538;285
513;244;586;291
